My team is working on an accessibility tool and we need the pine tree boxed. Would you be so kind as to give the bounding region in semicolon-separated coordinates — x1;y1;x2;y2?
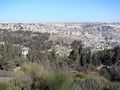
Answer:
69;48;80;63
49;48;57;62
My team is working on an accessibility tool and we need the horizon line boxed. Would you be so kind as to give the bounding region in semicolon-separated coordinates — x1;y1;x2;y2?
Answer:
0;21;120;24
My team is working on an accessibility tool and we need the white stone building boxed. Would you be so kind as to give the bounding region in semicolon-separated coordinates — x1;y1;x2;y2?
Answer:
21;47;29;57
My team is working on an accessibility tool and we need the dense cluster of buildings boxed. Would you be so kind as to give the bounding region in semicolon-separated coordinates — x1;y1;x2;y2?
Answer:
0;23;120;52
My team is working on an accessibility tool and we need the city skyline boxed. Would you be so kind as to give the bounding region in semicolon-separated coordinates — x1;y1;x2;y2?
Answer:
0;0;120;22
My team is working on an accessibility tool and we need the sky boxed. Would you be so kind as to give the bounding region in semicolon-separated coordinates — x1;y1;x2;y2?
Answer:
0;0;120;22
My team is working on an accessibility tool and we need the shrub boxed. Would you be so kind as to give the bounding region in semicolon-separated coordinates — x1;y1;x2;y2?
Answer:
72;76;104;90
71;76;120;90
14;62;46;90
0;80;21;90
109;82;120;90
50;73;73;90
100;67;111;80
14;62;74;90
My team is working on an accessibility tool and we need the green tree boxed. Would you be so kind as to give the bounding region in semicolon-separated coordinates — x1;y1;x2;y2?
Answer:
0;44;16;70
92;53;101;67
86;51;92;64
113;45;120;63
49;48;57;62
69;48;80;63
71;40;83;50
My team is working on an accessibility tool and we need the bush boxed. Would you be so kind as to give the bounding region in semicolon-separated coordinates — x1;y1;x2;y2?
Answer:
50;73;73;90
89;65;96;71
0;81;21;90
0;70;13;77
71;77;108;90
109;82;120;90
100;67;111;80
71;76;120;90
14;62;46;89
14;62;73;90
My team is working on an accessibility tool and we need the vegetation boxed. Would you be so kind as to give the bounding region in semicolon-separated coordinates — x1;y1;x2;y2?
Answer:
72;76;120;90
0;30;120;90
14;62;73;90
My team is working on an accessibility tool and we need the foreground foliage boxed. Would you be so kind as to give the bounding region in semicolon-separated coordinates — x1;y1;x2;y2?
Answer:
72;76;120;90
0;63;120;90
14;62;73;90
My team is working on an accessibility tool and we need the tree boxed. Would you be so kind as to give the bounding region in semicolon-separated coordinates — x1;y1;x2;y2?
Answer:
113;45;120;63
86;51;92;64
92;53;101;67
71;40;83;49
49;48;57;62
80;53;86;67
69;48;80;63
0;44;16;70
